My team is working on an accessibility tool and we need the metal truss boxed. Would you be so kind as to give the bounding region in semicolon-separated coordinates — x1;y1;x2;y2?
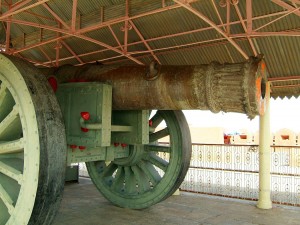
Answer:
0;0;299;78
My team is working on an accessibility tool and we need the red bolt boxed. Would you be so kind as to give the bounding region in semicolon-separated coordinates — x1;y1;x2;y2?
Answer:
121;143;127;148
81;127;89;132
114;143;120;147
70;145;77;152
149;120;153;127
79;146;86;151
47;77;58;93
81;112;90;121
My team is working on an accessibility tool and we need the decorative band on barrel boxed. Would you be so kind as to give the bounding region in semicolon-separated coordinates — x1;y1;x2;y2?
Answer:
205;62;221;114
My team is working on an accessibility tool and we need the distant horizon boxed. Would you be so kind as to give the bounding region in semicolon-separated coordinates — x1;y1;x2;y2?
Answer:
183;97;300;134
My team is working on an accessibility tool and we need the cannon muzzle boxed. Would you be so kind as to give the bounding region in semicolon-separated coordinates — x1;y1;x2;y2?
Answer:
47;57;267;119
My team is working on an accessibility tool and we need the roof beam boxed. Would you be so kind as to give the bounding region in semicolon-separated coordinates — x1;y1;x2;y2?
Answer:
108;25;124;51
42;3;70;29
14;36;64;54
173;0;249;59
246;0;253;34
210;0;226;31
9;2;199;55
291;0;300;4
100;6;104;23
77;1;199;34
233;1;258;56
71;0;77;32
5;2;298;66
1;1;54;21
43;36;231;66
254;6;300;31
8;3;289;55
81;37;246;66
0;0;51;19
28;31;300;66
61;40;84;64
210;0;234;62
6;19;144;65
55;28;60;67
272;84;300;89
42;30;298;67
38;46;55;67
16;53;51;67
23;10;56;22
226;0;230;34
124;0;129;54
24;10;296;50
272;0;300;17
268;76;300;82
8;0;32;14
233;31;300;37
129;20;161;64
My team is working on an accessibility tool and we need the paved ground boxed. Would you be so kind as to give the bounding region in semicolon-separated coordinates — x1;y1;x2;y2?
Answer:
53;178;300;225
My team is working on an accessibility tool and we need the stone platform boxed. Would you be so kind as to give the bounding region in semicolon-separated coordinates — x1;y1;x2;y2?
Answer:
53;178;300;225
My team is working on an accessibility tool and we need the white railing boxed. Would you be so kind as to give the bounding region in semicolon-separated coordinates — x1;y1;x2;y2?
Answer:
180;144;300;206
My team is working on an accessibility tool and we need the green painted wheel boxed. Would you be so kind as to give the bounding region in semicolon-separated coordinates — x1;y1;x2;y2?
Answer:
0;54;66;225
86;110;191;209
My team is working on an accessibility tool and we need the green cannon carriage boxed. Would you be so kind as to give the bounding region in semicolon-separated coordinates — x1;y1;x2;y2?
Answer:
0;54;266;225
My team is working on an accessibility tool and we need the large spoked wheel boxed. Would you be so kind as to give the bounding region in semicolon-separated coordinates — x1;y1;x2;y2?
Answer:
86;110;191;209
0;54;66;225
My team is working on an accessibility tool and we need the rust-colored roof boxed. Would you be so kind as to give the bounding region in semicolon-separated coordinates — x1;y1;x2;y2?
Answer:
0;0;300;98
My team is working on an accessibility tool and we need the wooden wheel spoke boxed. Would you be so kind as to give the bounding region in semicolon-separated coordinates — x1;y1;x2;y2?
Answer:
0;153;24;160
131;165;150;193
124;166;137;194
150;112;163;128
0;161;23;184
101;163;118;178
138;161;161;186
0;184;15;214
149;128;169;142
111;166;125;191
0;138;24;155
144;144;171;153
0;84;7;107
148;154;169;172
0;106;19;137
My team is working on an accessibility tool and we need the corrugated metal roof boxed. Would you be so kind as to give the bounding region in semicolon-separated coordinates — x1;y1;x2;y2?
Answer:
256;36;300;77
1;0;299;99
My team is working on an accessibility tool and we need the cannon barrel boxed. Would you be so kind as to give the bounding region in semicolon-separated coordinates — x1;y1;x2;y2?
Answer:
47;57;267;119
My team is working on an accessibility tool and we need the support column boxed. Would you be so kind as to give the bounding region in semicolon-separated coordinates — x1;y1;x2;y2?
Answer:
257;82;272;209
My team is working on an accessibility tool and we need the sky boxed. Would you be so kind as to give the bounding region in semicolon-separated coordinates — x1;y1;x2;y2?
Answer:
183;97;300;134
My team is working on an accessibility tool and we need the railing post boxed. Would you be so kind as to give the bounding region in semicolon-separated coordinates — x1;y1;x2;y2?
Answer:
257;81;272;209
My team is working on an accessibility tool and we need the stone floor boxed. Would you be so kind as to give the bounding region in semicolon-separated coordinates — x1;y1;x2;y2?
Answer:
53;178;300;225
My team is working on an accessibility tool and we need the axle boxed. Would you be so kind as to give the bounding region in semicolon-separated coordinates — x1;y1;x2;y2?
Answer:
45;56;267;119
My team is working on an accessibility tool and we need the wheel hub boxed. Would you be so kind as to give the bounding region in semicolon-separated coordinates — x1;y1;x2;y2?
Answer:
114;145;145;166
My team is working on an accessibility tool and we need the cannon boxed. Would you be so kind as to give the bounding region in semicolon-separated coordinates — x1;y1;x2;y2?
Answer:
0;53;266;225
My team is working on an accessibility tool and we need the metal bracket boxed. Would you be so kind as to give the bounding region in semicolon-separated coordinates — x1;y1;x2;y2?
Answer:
56;82;112;148
145;61;160;81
